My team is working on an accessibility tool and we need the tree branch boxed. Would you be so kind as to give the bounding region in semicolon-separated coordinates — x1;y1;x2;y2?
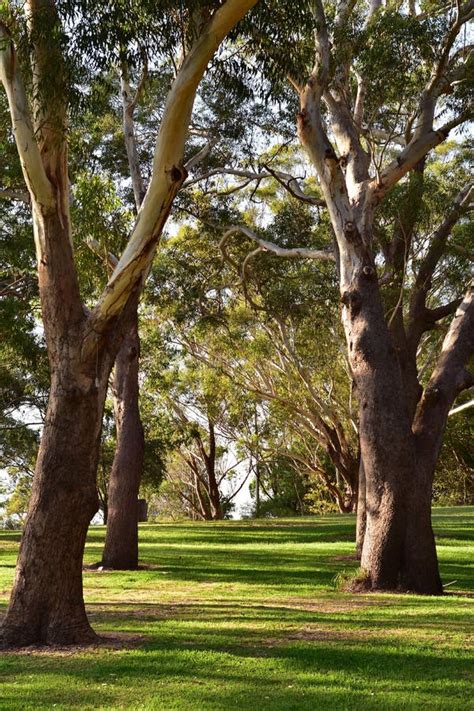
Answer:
426;297;463;324
25;0;69;216
184;139;215;171
82;0;258;356
0;23;54;210
414;282;474;468
120;62;146;211
184;165;326;206
0;187;30;203
374;114;472;199
413;0;474;140
407;182;473;350
449;397;474;416
86;238;119;271
220;225;335;263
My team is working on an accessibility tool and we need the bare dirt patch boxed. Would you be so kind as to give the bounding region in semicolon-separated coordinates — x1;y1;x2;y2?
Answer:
83;562;161;572
259;623;436;649
0;632;145;656
267;595;381;614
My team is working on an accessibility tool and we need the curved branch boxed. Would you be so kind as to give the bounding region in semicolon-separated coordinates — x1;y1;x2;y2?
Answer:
221;225;335;262
83;0;258;355
0;187;30;203
414;282;474;468
184;165;326;206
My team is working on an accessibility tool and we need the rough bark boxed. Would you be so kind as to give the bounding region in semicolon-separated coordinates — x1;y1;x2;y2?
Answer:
102;311;144;569
294;0;472;593
0;341;112;646
0;0;258;646
355;457;366;560
344;266;416;589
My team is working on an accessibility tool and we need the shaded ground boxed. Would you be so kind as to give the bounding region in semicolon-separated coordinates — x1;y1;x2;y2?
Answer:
0;507;472;710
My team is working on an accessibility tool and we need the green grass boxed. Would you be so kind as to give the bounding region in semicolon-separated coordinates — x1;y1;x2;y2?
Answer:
0;506;473;710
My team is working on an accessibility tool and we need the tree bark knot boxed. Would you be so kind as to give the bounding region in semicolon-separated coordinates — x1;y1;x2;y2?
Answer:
169;165;188;183
423;387;442;405
324;147;338;164
361;265;376;280
341;290;362;316
296;109;309;128
344;221;362;245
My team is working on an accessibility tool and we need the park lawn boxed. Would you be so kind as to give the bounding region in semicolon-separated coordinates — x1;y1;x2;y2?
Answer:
0;507;472;711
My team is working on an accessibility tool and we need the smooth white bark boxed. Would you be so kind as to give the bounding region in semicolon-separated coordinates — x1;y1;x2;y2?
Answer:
86;0;258;345
0;24;54;212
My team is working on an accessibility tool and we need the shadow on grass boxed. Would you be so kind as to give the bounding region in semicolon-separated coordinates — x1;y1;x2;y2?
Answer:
1;509;472;710
1;603;472;711
81;557;354;590
81;547;472;592
85;522;357;547
82;598;474;634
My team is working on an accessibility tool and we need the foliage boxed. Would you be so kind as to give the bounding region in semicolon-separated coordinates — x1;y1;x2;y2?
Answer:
434;409;473;506
354;10;444;117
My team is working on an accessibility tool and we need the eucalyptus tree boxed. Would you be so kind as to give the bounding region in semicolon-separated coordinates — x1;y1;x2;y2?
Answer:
99;47;258;565
94;72;147;572
0;0;258;647
146;198;360;517
236;0;473;592
154;388;250;521
101;48;273;562
217;204;360;515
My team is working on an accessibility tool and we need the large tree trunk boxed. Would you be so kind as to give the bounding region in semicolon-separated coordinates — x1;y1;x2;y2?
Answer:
0;0;281;647
292;0;473;595
1;366;109;646
360;284;472;594
340;241;442;593
102;311;144;570
343;253;450;594
345;272;419;589
402;470;442;593
296;35;447;592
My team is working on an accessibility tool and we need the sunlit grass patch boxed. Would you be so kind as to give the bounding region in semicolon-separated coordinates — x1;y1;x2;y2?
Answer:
0;507;472;710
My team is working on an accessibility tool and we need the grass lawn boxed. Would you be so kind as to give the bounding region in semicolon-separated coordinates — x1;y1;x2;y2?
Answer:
0;506;472;710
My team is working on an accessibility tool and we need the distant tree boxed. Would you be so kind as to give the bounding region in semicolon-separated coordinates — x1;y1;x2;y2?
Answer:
146;195;360;516
433;407;473;506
